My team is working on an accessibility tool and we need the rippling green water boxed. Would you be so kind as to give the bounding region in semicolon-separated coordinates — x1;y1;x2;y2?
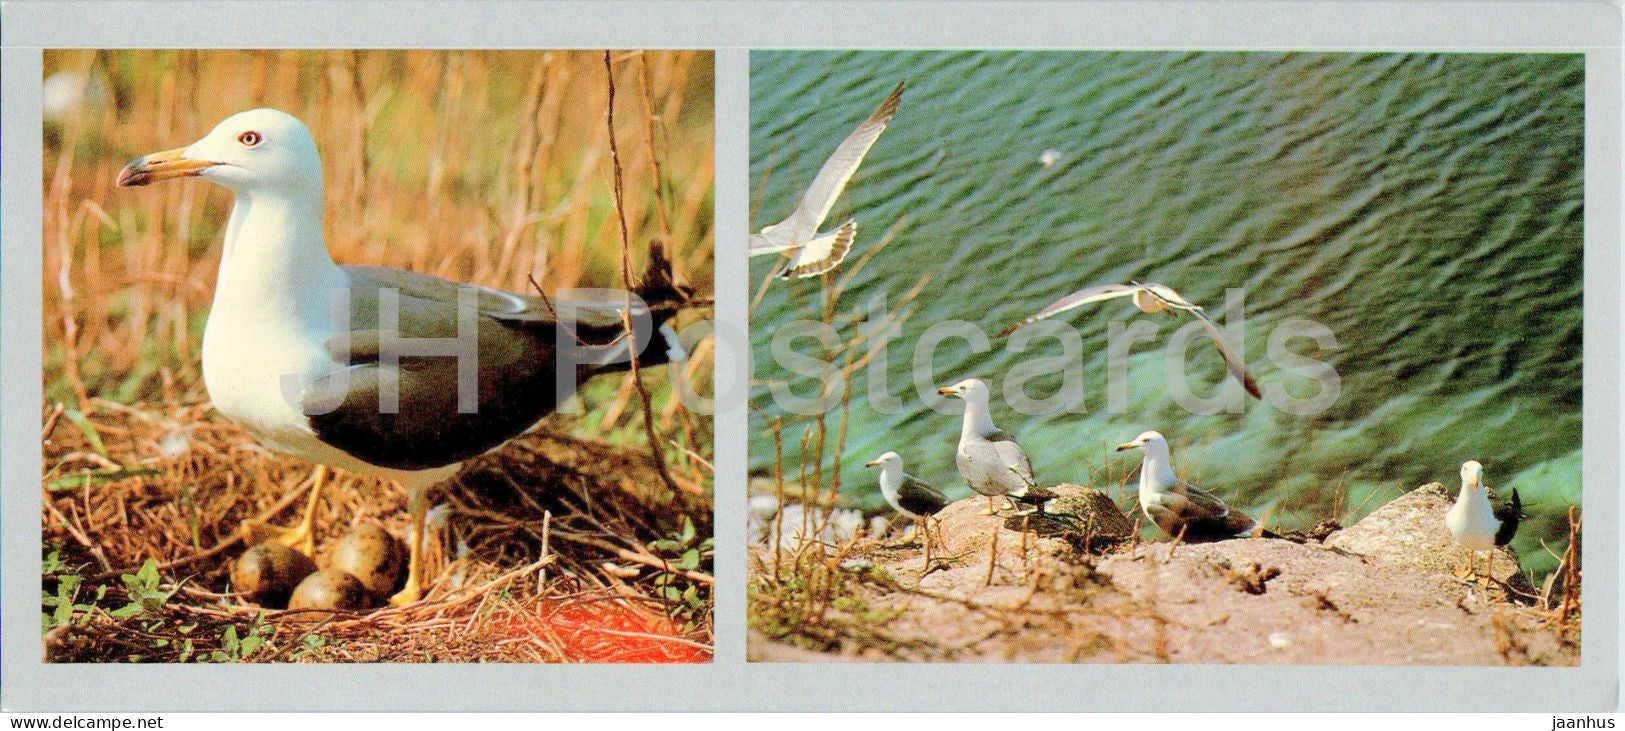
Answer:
748;51;1583;574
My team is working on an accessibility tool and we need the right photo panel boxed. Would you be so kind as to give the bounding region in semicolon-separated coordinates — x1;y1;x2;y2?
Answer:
745;50;1583;665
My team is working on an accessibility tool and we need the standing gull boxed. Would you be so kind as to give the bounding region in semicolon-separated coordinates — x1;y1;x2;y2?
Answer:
865;451;949;566
1445;460;1522;580
1115;431;1276;541
117;108;689;604
937;378;1034;514
749;81;904;279
999;281;1261;399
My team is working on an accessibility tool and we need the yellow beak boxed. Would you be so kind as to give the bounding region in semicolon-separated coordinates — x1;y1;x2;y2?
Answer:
1114;442;1138;452
936;386;956;396
864;460;879;468
116;146;215;187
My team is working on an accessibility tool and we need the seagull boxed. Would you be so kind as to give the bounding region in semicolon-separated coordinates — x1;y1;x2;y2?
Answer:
1115;430;1277;541
749;81;904;279
1445;460;1522;580
998;281;1261;399
116;108;690;605
937;378;1035;515
865;451;949;565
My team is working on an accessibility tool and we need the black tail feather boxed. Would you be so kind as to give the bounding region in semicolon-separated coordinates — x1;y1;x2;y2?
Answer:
1494;487;1522;546
635;240;692;320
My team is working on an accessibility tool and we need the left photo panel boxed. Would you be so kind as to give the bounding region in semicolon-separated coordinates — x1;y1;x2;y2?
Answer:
40;49;715;663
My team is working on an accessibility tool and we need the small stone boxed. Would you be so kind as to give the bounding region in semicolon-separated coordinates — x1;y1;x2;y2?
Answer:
157;431;190;460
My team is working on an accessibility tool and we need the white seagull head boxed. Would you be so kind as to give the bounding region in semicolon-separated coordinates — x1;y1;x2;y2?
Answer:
118;108;322;199
1460;460;1484;491
864;451;902;469
936;377;990;403
1114;430;1168;453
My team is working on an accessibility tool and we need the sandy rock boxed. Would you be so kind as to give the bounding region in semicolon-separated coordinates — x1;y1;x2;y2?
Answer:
750;484;1574;665
1326;483;1528;592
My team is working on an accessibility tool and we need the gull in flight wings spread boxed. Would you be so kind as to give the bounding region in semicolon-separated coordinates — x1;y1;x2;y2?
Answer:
999;281;1261;399
749;81;904;279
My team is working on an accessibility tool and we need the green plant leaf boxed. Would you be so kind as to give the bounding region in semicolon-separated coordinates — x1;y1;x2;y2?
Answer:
46;467;161;492
62;410;108;457
136;559;159;587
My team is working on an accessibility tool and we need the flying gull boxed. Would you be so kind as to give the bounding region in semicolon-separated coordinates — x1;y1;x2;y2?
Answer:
749;81;904;279
999;281;1261;399
937;378;1035;515
117;108;689;604
865;451;949;565
1445;460;1521;580
1115;430;1277;541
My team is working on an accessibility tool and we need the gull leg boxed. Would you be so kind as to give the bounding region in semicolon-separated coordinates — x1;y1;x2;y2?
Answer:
981;496;996;516
919;517;931;568
1452;547;1473;580
389;485;430;606
983;529;999;587
239;465;326;556
1479;550;1495;586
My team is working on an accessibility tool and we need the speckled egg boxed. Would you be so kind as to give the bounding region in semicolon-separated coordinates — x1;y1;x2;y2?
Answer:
231;542;317;606
287;568;369;611
326;523;406;598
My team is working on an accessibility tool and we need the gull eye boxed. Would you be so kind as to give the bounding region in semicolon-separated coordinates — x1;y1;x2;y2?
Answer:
237;131;262;147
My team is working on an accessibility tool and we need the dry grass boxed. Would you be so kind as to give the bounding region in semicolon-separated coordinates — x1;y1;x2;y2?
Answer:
746;217;936;625
41;49;714;663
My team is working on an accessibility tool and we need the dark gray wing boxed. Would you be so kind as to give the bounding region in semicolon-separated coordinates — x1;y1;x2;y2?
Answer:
1172;479;1258;538
896;473;948;516
346;265;648;333
298;267;660;471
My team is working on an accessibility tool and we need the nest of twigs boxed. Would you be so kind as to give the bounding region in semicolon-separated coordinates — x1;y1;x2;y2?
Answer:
41;398;713;663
